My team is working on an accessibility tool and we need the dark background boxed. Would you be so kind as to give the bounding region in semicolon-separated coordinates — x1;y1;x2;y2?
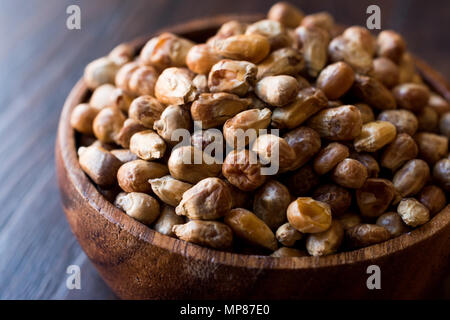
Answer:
0;0;448;299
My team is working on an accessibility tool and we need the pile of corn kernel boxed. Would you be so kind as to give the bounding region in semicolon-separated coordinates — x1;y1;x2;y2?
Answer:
71;2;449;257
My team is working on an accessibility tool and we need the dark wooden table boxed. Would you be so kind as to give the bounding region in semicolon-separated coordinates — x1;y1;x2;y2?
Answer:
0;0;448;300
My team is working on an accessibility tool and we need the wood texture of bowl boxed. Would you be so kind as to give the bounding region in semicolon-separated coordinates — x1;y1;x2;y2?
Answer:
56;14;450;299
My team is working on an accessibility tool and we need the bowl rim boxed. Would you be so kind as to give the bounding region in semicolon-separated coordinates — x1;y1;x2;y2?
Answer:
57;14;450;270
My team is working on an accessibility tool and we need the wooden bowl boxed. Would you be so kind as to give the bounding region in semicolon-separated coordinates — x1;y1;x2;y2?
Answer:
56;14;450;299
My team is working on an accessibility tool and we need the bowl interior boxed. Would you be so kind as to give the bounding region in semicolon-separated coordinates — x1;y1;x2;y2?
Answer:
59;14;450;270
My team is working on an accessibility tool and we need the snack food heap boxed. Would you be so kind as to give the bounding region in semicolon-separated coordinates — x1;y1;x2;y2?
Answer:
71;2;449;257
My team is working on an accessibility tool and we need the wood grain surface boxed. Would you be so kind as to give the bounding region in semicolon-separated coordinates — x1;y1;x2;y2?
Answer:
0;0;449;300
